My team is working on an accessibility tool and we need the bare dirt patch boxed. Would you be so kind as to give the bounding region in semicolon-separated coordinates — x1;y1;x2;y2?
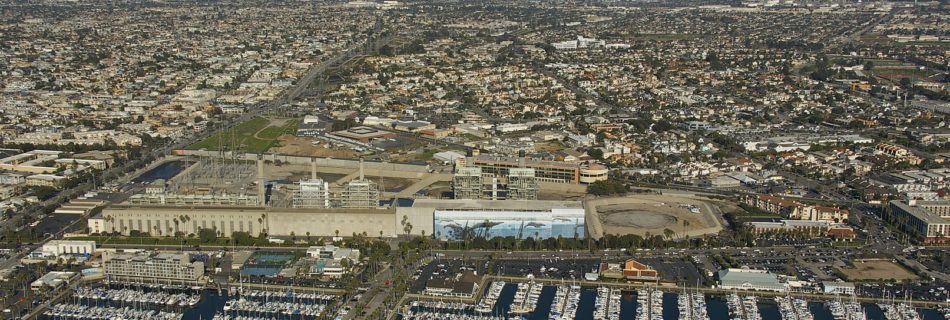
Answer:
836;260;919;282
270;135;360;158
586;194;725;239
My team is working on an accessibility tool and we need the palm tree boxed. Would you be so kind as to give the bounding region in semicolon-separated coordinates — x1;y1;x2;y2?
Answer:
682;220;691;238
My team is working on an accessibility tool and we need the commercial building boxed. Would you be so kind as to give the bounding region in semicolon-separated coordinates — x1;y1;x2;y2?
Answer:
621;259;659;280
467;155;607;184
821;281;856;295
306;245;360;278
423;271;480;298
717;268;787;292
31;271;78;292
306;245;360;260
888;200;950;243
104;253;204;283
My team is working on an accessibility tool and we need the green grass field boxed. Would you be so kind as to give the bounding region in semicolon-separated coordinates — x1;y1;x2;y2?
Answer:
870;67;938;81
186;117;299;153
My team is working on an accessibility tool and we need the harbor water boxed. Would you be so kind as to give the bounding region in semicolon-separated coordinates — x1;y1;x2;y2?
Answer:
46;282;950;320
409;282;946;320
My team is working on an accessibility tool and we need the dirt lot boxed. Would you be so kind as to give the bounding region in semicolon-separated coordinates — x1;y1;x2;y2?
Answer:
836;260;919;282
270;135;360;158
585;194;726;239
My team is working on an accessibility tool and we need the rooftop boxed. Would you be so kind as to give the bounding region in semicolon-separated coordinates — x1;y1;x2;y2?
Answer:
411;198;582;211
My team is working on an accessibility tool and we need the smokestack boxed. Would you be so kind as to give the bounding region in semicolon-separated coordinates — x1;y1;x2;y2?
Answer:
257;155;265;206
311;158;317;180
359;157;365;181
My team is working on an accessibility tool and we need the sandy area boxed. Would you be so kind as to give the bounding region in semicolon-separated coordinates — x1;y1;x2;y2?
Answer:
585;194;726;239
836;260;919;281
270;135;360;158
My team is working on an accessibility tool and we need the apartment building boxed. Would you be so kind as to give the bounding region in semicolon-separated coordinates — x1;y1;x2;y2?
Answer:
104;253;204;283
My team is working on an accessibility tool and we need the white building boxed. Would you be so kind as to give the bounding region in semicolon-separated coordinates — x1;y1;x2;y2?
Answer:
104;253;204;283
717;268;787;292
34;240;96;258
31;271;77;292
821;281;855;295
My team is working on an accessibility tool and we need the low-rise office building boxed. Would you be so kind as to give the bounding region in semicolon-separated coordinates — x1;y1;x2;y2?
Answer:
888;200;950;243
31;271;78;292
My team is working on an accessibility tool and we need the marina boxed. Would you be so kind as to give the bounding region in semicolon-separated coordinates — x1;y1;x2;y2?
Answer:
400;281;950;320
43;304;181;320
38;280;950;320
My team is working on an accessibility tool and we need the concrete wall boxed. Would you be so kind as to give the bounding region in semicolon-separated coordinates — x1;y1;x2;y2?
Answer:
177;150;429;173
394;206;436;238
101;205;409;238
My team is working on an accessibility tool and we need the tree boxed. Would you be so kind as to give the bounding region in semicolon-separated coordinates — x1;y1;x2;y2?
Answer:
588;148;604;160
198;228;217;243
588;179;629;196
379;44;394;56
899;77;913;88
663;228;675;241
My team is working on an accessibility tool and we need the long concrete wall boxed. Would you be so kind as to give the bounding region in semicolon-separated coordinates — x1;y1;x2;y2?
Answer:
176;150;429;173
98;205;434;238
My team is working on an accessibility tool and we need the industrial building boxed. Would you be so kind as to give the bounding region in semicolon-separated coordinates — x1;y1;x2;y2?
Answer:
453;166;538;200
293;179;330;208
340;160;379;208
92;205;399;238
104;253;204;283
31;240;96;258
453;167;483;200
127;193;261;206
91;199;587;242
506;168;539;200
